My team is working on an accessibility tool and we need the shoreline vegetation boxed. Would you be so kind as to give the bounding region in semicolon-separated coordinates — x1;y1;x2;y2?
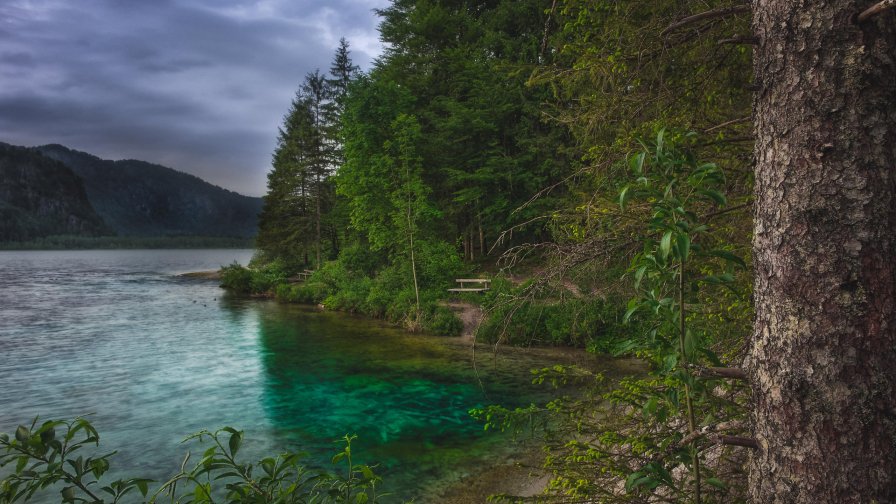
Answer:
0;235;255;250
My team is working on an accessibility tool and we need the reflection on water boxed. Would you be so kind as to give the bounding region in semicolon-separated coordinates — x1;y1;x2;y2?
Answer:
0;249;615;500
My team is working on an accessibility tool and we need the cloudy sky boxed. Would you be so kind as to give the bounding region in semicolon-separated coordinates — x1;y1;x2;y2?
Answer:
0;0;389;196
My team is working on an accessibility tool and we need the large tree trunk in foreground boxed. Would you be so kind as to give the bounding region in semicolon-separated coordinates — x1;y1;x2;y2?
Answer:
750;1;896;502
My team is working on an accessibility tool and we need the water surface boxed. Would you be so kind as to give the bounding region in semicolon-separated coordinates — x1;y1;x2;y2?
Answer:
0;249;604;500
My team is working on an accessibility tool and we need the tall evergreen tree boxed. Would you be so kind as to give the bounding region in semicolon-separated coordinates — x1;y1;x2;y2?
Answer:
300;70;330;269
256;93;318;269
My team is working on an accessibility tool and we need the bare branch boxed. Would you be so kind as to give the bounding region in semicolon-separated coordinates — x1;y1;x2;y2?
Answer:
711;435;759;450
691;365;749;381
704;116;751;133
858;0;896;22
661;5;751;37
718;35;759;45
701;201;753;221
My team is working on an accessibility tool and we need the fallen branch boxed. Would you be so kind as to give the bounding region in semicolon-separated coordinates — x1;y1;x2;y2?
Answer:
858;0;896;22
661;5;751;37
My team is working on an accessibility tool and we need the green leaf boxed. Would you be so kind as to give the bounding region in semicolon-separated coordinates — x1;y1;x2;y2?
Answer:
699;347;723;367
619;185;631;209
61;486;76;502
623;302;639;324
684;328;697;359
15;426;29;443
633;265;647;288
676;234;690;262
659;231;672;261
699;189;727;206
228;431;241;458
136;479;149;497
706;477;728;489
703;273;735;285
709;249;747;269
630;151;646;175
16;456;28;473
642;397;658;417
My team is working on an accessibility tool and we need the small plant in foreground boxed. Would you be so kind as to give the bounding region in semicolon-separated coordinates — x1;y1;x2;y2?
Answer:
1;418;386;504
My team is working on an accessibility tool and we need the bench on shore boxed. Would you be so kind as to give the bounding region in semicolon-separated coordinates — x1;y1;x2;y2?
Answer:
287;270;317;283
447;278;491;293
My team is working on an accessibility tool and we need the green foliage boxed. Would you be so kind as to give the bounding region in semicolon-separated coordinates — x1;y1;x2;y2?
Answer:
259;241;465;336
220;262;254;294
0;418;387;504
219;262;287;295
475;134;751;503
476;275;625;347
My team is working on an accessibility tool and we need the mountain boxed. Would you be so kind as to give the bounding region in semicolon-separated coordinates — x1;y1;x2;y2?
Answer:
0;143;109;241
35;144;263;238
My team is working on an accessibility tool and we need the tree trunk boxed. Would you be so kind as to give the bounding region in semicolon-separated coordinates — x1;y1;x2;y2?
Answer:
469;227;475;262
478;213;485;257
315;173;321;270
750;2;896;502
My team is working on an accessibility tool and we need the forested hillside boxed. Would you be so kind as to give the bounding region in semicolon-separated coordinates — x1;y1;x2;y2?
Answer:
37;144;262;238
232;0;896;501
0;143;109;241
248;0;757;500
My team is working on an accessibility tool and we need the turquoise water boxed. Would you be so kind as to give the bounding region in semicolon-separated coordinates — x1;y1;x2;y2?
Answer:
0;249;603;500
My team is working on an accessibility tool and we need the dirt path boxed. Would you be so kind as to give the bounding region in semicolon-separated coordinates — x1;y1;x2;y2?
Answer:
442;301;484;341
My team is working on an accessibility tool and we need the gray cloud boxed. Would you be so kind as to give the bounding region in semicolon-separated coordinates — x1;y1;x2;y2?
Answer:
0;0;388;196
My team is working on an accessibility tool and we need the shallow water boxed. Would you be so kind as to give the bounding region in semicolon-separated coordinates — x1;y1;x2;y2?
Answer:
0;249;606;500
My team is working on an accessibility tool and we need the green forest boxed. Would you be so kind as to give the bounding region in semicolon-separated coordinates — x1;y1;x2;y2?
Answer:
3;0;895;502
225;0;755;500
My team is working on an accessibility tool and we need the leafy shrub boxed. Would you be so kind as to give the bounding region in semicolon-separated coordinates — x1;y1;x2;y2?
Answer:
220;262;254;293
219;261;287;295
422;305;463;336
1;417;386;504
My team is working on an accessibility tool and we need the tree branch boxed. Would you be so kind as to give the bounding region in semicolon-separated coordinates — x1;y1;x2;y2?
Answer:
711;435;759;449
691;365;749;381
661;5;751;37
718;35;759;45
704;116;751;133
858;0;896;22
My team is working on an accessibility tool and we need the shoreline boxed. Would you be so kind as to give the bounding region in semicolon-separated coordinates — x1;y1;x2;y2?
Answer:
429;441;551;502
177;269;222;280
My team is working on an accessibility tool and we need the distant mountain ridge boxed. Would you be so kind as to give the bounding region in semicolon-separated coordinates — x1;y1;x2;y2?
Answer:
0;143;110;241
0;141;262;243
36;144;262;238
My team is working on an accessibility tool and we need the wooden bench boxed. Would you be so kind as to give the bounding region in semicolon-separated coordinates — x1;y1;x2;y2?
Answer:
287;270;316;283
447;278;491;293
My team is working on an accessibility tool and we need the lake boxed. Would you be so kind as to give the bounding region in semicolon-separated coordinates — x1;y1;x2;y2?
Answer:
0;249;609;501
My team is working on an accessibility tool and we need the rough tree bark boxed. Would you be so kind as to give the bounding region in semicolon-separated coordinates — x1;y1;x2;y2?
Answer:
750;0;896;502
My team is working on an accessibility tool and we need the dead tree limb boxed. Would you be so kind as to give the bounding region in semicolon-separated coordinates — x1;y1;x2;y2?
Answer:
661;5;751;37
690;365;749;381
718;35;759;45
704;115;751;133
858;0;896;22
711;435;759;449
